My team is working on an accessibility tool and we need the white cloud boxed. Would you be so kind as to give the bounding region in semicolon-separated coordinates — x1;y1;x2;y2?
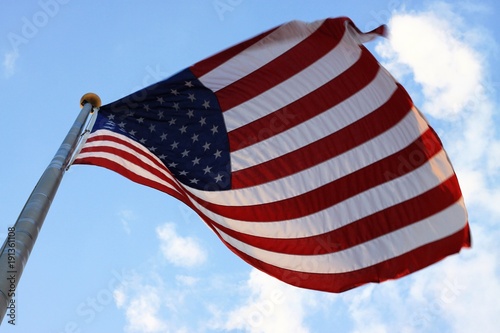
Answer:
156;222;207;267
376;5;483;120
114;274;168;333
212;268;317;333
124;288;166;333
113;288;127;308
175;274;199;287
3;50;19;78
433;228;500;333
344;286;389;333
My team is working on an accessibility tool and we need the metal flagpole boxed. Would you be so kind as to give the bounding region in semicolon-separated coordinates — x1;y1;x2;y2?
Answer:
0;93;101;324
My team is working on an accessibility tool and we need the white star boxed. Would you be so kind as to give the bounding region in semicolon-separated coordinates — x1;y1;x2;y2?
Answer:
149;146;157;152
202;100;210;109
171;89;179;95
214;150;222;159
170;141;179;149
172;102;180;111
188;93;196;102
160;133;168;141
192;157;200;165
181;149;190;157
137;117;144;123
203;165;212;174
108;114;115;120
185;81;194;87
129;130;136;136
179;170;188;176
191;133;199;142
168;162;178;168
158;154;166;160
211;125;219;134
157;96;165;104
214;174;223;182
199;117;207;126
140;138;147;144
189;178;199;184
179;125;188;134
202;142;211;151
118;121;126;128
186;110;194;118
143;104;151;112
149;124;156;132
168;118;176;126
158;110;164;119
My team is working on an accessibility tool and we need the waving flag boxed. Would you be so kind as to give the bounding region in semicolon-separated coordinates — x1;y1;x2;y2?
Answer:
74;17;471;292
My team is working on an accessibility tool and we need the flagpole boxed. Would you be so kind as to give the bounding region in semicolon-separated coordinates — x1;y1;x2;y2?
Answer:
0;93;101;324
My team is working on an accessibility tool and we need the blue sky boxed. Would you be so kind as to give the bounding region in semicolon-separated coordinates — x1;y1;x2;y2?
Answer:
1;1;499;332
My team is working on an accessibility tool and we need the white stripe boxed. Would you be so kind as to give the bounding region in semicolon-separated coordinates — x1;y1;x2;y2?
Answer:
187;149;455;238
198;19;325;92
223;27;363;132
214;198;467;274
230;67;398;171
185;107;430;206
83;130;156;155
77;150;180;195
76;131;180;195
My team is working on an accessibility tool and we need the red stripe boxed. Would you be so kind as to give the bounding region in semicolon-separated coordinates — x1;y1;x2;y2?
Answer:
217;225;471;293
203;176;463;255
231;84;413;188
190;26;279;77
75;156;189;205
77;145;179;191
227;48;379;152
189;128;444;222
213;21;346;112
81;134;166;172
75;134;187;199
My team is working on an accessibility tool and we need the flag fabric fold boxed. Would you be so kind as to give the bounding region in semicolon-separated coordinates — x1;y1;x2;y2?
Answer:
74;17;471;292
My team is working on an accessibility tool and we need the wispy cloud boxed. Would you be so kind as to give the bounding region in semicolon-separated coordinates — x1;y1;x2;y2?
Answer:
3;50;19;78
118;209;135;234
114;273;168;333
156;222;207;267
211;268;317;333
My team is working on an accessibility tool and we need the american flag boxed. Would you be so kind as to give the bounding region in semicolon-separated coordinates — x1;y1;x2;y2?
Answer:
74;17;471;292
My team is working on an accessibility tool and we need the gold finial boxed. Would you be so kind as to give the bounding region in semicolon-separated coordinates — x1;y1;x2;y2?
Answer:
80;93;102;108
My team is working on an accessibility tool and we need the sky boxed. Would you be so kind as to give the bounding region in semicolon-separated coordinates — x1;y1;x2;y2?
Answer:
0;0;499;332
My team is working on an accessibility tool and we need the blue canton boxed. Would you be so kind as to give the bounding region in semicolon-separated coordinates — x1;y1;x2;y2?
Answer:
92;68;231;191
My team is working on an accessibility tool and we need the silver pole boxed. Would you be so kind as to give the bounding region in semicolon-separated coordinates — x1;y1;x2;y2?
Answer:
0;93;101;324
